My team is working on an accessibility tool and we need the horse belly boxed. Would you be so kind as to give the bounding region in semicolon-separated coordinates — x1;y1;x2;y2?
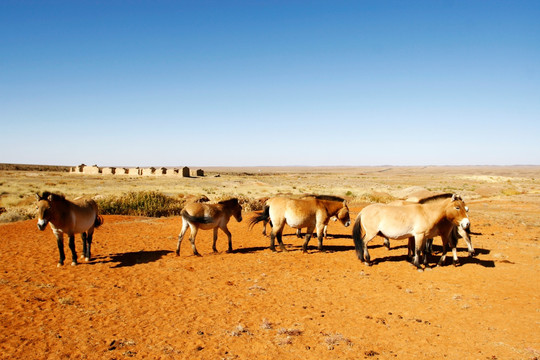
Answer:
284;211;312;229
73;215;95;234
379;221;414;240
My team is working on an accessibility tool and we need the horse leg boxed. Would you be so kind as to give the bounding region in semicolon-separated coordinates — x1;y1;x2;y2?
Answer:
316;223;325;250
176;220;189;256
362;232;377;265
452;246;460;266
426;238;433;255
437;239;448;267
189;226;201;256
68;234;77;266
413;235;425;271
407;237;414;261
262;219;268;236
212;228;219;253
276;230;287;252
323;225;328;238
55;232;66;267
221;226;233;253
81;232;88;260
302;232;312;253
85;229;94;261
296;228;302;238
384;238;391;250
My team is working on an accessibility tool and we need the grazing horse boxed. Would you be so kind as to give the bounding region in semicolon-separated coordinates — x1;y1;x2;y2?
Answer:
250;195;350;252
36;192;103;266
352;194;470;270
383;196;475;266
176;198;242;256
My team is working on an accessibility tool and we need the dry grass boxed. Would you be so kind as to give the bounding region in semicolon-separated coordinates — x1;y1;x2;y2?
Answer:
1;166;538;223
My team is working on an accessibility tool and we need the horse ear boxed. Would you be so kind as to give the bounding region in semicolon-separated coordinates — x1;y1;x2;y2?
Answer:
343;200;348;207
35;193;42;201
47;194;54;201
451;194;457;201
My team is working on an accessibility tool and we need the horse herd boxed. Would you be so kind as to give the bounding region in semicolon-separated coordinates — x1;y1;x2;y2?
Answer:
35;191;475;271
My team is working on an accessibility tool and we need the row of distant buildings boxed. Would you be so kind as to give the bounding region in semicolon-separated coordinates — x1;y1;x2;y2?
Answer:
70;164;204;177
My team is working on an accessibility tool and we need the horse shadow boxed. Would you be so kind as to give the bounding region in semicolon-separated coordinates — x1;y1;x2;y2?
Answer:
93;250;173;268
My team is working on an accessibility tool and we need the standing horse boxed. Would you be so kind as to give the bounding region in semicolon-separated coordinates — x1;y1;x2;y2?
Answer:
250;195;350;252
352;194;470;270
383;196;475;265
176;198;242;256
36;192;103;266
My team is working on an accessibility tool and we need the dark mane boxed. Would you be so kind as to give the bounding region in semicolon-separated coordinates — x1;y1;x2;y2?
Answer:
418;193;454;204
41;191;66;201
310;194;345;202
218;198;239;206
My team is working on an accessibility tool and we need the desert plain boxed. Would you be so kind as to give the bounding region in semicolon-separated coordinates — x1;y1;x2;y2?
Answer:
0;165;539;359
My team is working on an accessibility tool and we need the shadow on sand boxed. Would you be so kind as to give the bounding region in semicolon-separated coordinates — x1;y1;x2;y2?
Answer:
92;250;173;268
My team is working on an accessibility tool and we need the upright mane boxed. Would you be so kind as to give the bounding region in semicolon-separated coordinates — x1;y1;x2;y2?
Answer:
218;198;239;206
40;192;66;202
418;193;455;204
309;194;345;202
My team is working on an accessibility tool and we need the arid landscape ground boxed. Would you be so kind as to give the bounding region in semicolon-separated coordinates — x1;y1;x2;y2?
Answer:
0;166;539;359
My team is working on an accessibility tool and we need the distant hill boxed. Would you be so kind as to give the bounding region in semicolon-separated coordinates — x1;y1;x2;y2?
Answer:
0;163;70;172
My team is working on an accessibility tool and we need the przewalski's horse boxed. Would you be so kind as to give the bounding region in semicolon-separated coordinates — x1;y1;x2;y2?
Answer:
259;195;340;238
383;195;475;266
352;194;470;270
36;192;103;266
249;195;350;252
176;198;242;256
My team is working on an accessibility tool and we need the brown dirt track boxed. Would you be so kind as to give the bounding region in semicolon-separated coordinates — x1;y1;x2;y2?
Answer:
1;201;539;359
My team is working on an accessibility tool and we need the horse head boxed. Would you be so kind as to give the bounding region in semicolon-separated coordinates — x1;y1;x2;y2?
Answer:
447;194;470;230
222;198;242;222
337;201;351;227
35;192;53;230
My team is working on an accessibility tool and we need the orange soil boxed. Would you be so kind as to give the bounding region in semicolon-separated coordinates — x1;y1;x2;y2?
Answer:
0;203;538;360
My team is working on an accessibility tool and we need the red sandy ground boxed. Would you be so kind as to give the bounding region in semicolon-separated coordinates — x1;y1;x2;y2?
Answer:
0;202;539;360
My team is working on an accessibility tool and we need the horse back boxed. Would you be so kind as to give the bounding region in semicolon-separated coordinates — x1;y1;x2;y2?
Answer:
63;197;99;234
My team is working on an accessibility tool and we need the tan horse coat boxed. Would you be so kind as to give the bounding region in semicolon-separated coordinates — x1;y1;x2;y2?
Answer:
353;194;469;270
36;192;103;266
176;198;242;256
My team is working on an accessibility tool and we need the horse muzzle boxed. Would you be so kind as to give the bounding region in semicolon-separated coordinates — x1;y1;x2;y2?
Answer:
460;218;470;230
37;219;48;231
344;220;351;227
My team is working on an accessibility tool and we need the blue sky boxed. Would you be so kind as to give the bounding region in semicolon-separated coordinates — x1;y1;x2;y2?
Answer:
1;1;539;167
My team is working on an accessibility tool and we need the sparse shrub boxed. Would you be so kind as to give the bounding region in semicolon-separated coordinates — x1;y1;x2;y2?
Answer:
0;208;35;223
357;192;396;204
501;188;521;196
97;191;185;217
277;328;303;336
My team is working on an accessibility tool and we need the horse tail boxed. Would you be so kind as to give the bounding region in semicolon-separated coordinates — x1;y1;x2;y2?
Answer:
94;215;104;228
249;205;270;230
352;215;364;261
181;209;213;224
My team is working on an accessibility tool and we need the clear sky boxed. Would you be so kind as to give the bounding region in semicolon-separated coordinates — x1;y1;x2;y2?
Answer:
1;1;539;167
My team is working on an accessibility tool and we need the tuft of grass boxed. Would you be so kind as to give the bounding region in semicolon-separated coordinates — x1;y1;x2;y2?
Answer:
97;191;185;217
323;332;353;346
0;208;35;223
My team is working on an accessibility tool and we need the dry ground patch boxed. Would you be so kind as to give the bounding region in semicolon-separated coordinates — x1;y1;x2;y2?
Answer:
0;166;539;359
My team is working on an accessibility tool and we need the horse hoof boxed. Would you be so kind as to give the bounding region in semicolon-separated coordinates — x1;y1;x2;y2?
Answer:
57;263;63;267
424;267;432;271
85;257;90;262
71;261;77;266
364;261;371;267
417;268;424;272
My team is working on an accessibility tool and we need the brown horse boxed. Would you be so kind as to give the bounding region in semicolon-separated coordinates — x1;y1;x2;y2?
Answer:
176;198;242;256
383;196;475;266
250;195;350;252
352;194;470;270
36;192;103;266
